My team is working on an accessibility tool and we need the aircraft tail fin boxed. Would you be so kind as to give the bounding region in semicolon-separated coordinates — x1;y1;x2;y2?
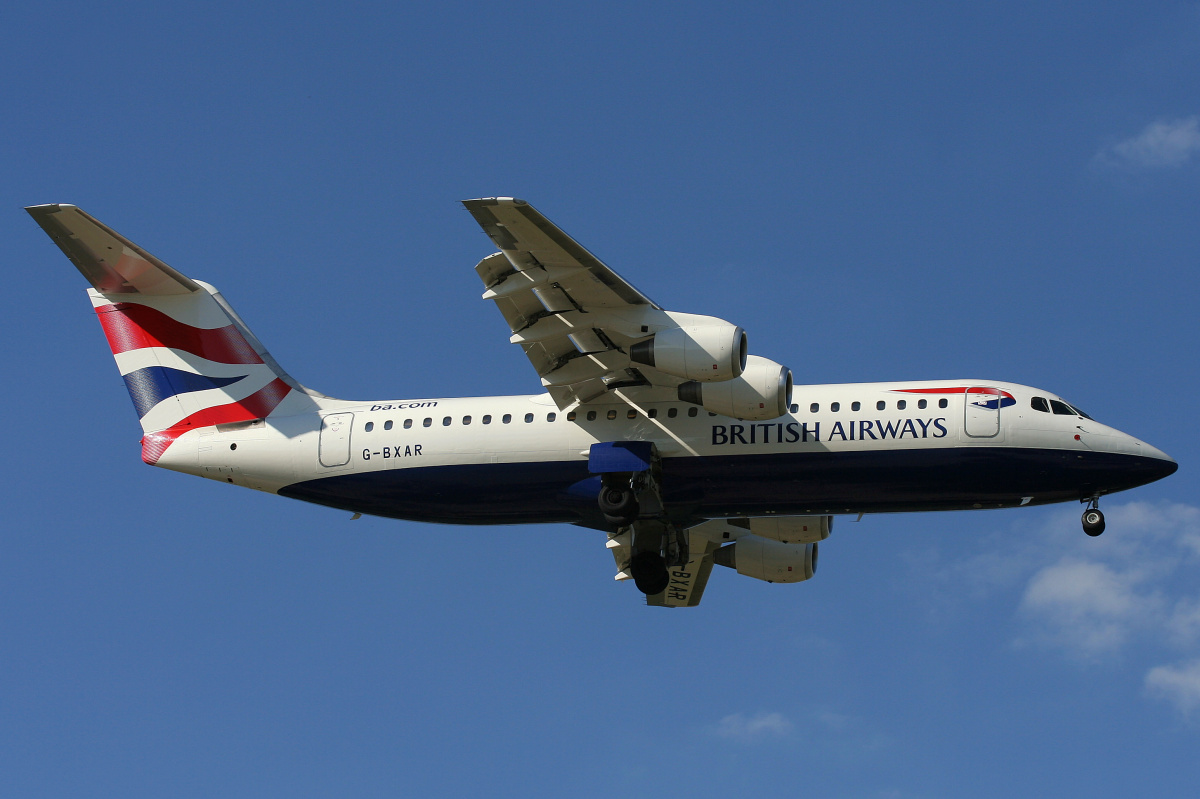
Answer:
28;204;324;463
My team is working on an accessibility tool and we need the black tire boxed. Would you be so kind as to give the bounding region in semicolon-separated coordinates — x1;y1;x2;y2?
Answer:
598;486;638;523
1082;509;1105;537
630;551;669;595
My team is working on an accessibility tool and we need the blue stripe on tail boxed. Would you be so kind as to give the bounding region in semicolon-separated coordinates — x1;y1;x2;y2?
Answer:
122;366;246;418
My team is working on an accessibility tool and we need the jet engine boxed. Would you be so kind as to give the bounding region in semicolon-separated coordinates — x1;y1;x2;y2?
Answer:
712;535;817;583
749;515;832;544
629;323;747;382
677;355;793;420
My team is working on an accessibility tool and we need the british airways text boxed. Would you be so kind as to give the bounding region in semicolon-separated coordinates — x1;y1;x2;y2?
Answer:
711;417;948;445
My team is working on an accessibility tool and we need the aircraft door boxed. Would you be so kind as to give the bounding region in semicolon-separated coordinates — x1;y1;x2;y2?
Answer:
964;387;1001;438
319;412;354;467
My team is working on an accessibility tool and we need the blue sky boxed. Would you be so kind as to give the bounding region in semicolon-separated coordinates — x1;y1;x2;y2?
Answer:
4;1;1200;796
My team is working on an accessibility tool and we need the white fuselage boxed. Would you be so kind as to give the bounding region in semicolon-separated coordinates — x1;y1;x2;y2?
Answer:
152;379;1174;526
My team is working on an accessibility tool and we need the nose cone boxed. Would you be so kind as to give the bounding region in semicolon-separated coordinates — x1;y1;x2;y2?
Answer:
1126;437;1178;487
1145;445;1178;480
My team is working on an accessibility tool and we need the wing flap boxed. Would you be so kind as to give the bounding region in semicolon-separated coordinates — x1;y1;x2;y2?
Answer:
465;198;684;408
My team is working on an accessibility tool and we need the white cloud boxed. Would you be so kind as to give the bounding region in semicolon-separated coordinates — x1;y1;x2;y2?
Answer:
931;547;1030;599
712;711;793;741
1167;597;1200;648
1019;558;1163;658
921;499;1200;715
1145;659;1200;717
1105;501;1200;545
1001;501;1200;718
1096;117;1200;169
813;710;854;732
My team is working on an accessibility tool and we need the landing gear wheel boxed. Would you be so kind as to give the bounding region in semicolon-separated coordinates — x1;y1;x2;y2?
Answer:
1082;508;1105;537
630;551;669;595
598;486;639;525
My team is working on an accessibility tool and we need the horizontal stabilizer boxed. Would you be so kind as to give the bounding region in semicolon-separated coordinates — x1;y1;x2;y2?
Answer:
26;204;199;295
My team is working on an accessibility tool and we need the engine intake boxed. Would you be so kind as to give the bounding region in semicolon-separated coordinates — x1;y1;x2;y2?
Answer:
677;355;792;420
630;324;747;382
712;535;817;583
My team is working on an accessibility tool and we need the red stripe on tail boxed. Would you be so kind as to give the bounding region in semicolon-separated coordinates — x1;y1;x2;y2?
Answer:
140;378;292;464
96;303;264;364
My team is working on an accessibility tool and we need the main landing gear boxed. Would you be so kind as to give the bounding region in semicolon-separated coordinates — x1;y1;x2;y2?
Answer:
591;442;684;597
600;471;679;596
1082;496;1105;537
598;476;639;526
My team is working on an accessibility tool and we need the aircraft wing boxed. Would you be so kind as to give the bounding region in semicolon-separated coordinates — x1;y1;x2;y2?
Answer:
645;552;716;607
604;519;727;607
463;198;671;407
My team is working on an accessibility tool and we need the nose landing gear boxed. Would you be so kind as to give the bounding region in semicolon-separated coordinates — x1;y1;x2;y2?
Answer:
1082;497;1105;537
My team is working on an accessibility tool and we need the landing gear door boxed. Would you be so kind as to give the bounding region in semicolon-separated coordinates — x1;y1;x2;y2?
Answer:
964;387;1001;438
319;412;354;467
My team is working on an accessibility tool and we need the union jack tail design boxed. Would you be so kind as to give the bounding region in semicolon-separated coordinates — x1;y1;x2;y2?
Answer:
28;204;321;464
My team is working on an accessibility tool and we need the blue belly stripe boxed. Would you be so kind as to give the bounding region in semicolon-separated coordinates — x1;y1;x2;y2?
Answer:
276;448;1176;526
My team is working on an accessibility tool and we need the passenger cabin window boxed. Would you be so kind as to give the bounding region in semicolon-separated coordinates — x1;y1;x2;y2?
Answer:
877;401;886;411
502;414;512;424
668;408;678;418
463;416;472;425
587;411;597;421
648;408;658;419
482;415;491;425
404;419;413;429
423;418;432;427
851;401;861;411
688;407;698;417
627;409;637;419
918;399;927;409
831;402;840;412
897;400;906;410
810;403;819;413
607;410;617;420
443;416;452;426
384;420;393;431
567;411;577;421
938;398;948;409
789;404;799;413
524;413;534;423
365;421;374;432
547;413;556;422
1031;397;1050;412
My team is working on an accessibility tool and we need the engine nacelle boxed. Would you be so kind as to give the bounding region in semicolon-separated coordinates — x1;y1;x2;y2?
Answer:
677;355;792;420
749;515;832;544
629;323;747;382
712;535;817;583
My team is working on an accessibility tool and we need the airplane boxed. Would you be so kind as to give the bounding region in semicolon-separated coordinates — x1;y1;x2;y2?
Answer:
27;199;1178;606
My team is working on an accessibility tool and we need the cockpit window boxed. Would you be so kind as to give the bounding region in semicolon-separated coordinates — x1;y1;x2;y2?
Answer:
1035;394;1094;419
1067;403;1093;420
1049;399;1076;416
